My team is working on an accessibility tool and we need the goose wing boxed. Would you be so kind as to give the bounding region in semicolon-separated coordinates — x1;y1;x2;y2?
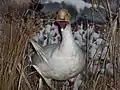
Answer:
30;39;48;63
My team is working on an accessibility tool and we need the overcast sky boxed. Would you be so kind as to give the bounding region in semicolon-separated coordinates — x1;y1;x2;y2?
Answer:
43;0;91;9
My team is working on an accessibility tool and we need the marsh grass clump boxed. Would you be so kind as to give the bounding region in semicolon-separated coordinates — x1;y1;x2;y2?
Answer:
0;0;120;90
0;1;42;90
84;0;120;90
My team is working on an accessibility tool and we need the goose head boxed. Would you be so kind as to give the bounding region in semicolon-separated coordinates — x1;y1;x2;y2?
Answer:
55;9;71;30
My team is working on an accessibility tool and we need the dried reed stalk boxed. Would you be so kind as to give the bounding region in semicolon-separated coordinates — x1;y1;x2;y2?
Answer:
86;0;120;90
0;1;42;89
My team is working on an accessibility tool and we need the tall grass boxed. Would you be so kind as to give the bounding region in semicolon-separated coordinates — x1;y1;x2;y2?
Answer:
0;0;120;90
85;0;120;90
0;0;42;90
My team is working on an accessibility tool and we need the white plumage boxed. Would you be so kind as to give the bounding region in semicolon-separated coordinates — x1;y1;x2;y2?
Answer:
31;24;85;90
73;25;85;47
31;21;110;89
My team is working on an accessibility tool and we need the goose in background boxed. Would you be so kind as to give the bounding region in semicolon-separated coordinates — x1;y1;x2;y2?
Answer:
73;23;85;47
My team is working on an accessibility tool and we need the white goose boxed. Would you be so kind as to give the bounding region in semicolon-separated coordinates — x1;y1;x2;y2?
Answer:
30;9;85;90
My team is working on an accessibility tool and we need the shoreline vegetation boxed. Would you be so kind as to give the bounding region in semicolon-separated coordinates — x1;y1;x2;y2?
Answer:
0;0;120;90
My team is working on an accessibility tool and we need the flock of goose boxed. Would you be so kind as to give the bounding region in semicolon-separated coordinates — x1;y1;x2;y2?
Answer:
29;9;113;90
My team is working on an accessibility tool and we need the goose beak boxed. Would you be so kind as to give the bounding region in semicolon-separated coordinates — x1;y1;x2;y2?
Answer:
56;20;69;29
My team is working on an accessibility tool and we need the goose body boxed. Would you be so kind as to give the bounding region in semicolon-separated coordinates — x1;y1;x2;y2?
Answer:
31;25;85;81
30;9;85;90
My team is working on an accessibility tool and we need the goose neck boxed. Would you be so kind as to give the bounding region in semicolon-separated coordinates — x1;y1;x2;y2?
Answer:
59;28;76;49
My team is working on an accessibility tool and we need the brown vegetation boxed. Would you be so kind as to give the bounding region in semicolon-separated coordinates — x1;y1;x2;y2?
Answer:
0;0;120;90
